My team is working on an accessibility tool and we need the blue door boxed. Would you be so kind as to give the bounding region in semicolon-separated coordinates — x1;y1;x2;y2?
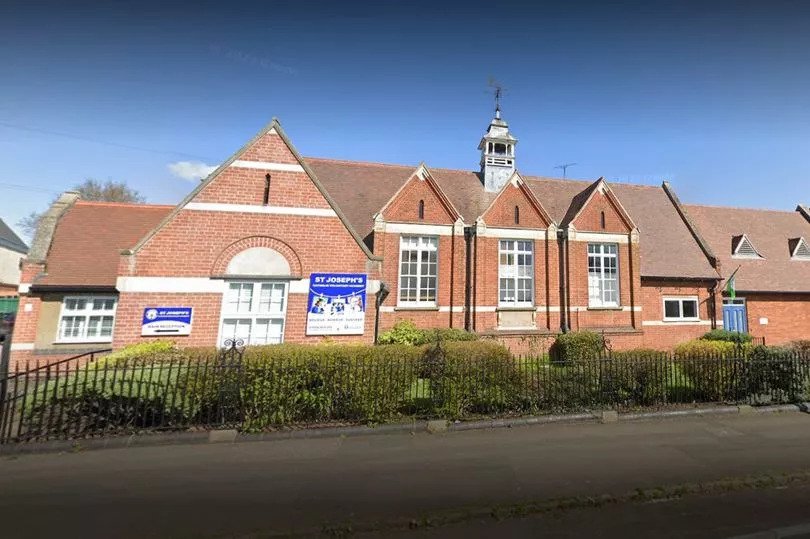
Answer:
723;304;747;333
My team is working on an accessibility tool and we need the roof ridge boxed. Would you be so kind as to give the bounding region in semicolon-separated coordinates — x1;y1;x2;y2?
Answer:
685;202;801;214
74;201;175;209
303;156;417;169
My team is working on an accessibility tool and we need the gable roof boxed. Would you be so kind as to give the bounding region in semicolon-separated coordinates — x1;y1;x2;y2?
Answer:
132;119;379;261
684;204;810;293
32;201;172;289
307;158;718;280
479;172;554;227
0;218;27;254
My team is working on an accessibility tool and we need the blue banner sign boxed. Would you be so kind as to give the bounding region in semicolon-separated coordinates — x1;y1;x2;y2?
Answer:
141;307;193;336
306;273;367;335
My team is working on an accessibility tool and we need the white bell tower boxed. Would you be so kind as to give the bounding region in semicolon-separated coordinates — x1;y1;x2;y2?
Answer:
478;89;517;193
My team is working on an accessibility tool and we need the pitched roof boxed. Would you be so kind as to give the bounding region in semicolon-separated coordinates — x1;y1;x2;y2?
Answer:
33;201;173;288
684;204;810;293
0;218;27;254
306;158;719;280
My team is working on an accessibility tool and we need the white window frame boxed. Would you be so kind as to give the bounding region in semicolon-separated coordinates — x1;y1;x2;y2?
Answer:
56;295;118;344
498;239;534;307
587;243;620;308
662;296;700;322
218;281;288;347
397;236;439;307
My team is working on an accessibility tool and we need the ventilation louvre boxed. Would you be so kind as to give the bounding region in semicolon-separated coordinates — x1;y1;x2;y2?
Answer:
791;237;810;259
732;234;761;258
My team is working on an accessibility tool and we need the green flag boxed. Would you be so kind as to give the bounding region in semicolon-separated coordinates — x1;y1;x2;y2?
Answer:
725;267;740;300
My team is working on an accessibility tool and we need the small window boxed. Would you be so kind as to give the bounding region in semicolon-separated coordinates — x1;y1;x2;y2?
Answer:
418;200;425;220
263;174;271;205
663;297;700;321
57;296;117;343
514;205;520;225
600;211;606;230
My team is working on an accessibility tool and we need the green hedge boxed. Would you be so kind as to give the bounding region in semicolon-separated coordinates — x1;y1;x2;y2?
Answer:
673;339;742;358
549;331;605;362
377;320;477;346
701;329;753;344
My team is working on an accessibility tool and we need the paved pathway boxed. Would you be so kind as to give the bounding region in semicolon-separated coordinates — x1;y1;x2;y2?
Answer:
1;412;810;537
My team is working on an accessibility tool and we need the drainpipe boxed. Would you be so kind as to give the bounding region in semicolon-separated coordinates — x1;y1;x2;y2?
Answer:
373;282;390;344
557;228;569;332
463;226;476;331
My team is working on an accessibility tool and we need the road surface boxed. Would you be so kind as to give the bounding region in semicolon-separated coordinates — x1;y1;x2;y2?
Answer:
1;412;810;537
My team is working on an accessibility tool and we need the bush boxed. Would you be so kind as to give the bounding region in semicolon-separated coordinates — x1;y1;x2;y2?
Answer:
742;345;806;403
549;331;605;362
421;341;521;419
673;339;740;358
788;340;810;353
701;329;753;344
97;340;181;365
377;320;477;346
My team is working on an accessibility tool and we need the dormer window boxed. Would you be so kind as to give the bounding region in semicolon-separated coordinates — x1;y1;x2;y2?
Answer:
790;237;810;260
732;234;763;259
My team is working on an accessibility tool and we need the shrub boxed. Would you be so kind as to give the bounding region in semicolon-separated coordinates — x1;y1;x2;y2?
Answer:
742;345;806;403
422;340;521;418
673;339;740;358
377;320;477;346
97;340;181;365
701;329;753;345
788;340;810;353
549;331;605;362
678;356;743;402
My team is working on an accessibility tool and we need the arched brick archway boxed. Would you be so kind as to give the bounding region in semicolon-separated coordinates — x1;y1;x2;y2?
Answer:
211;236;303;277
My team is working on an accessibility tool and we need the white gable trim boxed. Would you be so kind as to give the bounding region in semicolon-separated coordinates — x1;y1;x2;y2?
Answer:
184;202;337;217
229;160;305;172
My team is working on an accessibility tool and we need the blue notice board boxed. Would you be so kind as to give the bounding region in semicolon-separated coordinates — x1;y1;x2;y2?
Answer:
141;307;193;336
306;273;367;335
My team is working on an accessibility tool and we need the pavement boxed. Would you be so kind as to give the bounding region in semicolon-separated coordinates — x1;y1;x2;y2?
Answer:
1;412;810;538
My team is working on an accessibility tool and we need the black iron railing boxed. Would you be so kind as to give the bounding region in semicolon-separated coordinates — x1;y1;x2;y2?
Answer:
1;348;808;444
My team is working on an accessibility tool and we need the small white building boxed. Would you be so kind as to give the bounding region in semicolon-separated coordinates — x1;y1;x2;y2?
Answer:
0;218;28;305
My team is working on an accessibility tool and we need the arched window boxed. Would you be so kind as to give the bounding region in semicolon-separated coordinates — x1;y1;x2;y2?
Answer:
418;199;425;220
514;205;520;225
600;211;606;230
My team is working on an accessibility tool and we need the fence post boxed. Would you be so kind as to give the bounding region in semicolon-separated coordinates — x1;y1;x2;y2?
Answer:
0;332;10;404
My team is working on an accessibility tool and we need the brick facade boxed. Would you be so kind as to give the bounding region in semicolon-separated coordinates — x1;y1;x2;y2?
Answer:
12;116;809;369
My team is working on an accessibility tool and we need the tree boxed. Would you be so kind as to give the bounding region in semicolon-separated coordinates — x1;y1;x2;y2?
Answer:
17;179;145;239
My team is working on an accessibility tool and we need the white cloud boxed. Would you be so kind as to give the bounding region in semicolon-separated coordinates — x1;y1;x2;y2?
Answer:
168;161;217;181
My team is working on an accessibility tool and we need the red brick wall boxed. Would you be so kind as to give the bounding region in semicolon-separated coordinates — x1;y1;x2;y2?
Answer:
114;127;378;348
572;190;631;233
742;293;810;345
383;176;456;225
638;279;717;350
565;239;640;330
482;183;548;228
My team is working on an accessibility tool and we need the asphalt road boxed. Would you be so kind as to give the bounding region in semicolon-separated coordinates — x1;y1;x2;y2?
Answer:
1;412;810;538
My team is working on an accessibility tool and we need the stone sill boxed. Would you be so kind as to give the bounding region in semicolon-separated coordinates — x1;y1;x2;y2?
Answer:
393;306;440;312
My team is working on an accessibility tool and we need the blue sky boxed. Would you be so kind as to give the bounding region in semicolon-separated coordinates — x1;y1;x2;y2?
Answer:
2;0;809;239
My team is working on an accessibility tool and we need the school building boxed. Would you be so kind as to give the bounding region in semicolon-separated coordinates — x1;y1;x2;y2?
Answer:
8;109;810;367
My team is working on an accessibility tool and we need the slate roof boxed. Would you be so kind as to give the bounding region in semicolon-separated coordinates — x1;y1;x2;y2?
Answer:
0;218;28;254
684;204;810;293
306;158;719;280
33;201;173;288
